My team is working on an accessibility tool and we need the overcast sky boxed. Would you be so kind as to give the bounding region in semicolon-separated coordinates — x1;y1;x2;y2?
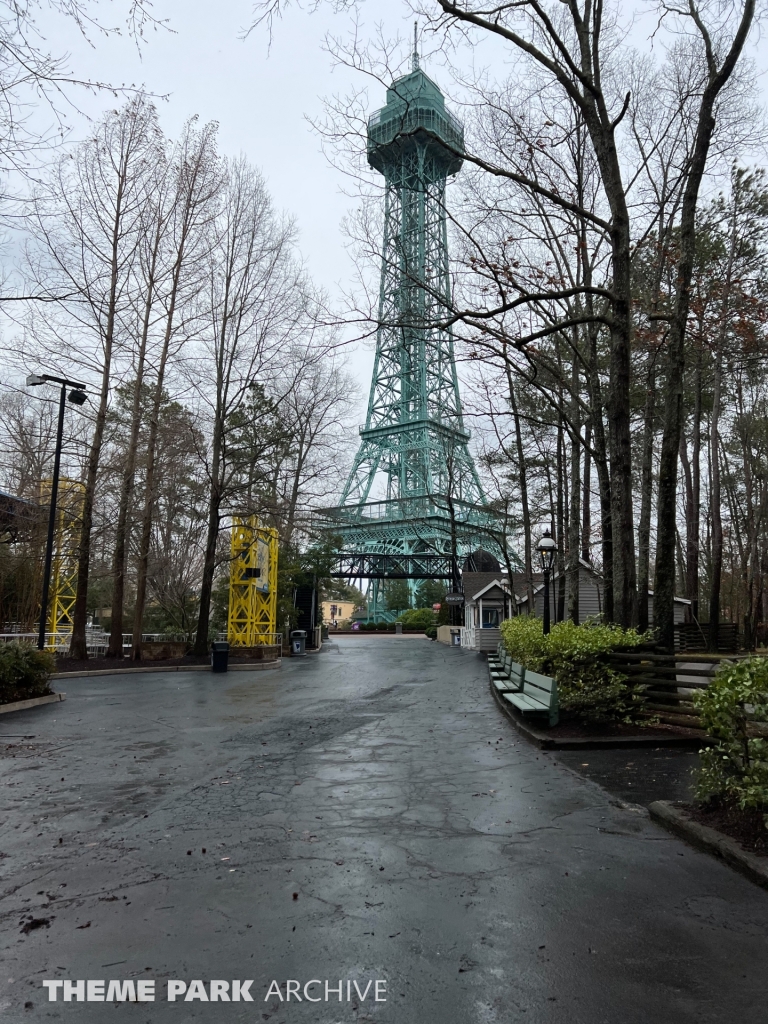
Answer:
21;1;768;404
29;0;419;396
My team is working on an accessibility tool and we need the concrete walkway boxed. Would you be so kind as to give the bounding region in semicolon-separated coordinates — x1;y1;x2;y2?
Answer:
1;637;766;1022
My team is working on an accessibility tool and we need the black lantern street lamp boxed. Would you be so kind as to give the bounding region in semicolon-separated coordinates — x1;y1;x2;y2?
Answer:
26;373;87;650
537;529;558;635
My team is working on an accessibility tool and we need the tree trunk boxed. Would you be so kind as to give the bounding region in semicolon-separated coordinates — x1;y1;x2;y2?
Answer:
581;419;592;563
556;398;566;623
679;434;694;623
507;367;534;610
568;359;581;624
131;256;185;658
193;419;224;656
688;348;702;620
584;328;613;622
131;365;168;659
708;351;723;651
106;228;161;658
605;221;637;628
636;361;656;634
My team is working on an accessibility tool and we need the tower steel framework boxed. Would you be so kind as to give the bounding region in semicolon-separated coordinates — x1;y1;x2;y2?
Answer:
227;516;279;646
40;477;84;649
323;40;498;604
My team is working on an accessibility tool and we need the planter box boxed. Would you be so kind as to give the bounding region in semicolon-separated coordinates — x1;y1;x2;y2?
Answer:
229;645;280;662
139;641;188;660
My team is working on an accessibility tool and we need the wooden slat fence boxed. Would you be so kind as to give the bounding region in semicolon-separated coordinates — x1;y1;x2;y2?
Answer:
604;651;749;728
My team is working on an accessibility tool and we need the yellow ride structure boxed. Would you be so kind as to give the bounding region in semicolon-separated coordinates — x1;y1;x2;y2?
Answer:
41;477;85;650
227;516;278;647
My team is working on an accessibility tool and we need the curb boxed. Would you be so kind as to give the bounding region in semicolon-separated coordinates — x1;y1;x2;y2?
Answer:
51;661;281;680
649;800;768;892
490;677;710;750
0;692;65;715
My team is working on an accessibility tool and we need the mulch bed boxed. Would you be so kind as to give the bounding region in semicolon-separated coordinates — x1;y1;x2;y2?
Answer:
55;654;211;673
683;802;768;858
541;719;706;742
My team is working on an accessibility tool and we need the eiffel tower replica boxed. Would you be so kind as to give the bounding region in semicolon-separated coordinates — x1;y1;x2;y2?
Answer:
324;34;496;603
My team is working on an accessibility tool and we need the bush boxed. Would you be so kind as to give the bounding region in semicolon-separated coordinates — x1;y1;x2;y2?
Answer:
499;616;650;723
693;657;768;824
376;621;389;631
425;625;438;640
396;607;435;630
0;642;55;705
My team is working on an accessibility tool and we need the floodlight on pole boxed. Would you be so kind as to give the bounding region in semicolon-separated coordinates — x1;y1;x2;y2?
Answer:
26;372;88;650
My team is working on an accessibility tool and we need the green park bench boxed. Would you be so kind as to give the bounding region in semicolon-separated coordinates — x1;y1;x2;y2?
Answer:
489;644;559;727
501;671;559;727
488;652;525;694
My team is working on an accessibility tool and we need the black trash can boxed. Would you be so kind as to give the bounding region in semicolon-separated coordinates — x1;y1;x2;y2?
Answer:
211;641;229;673
290;630;307;657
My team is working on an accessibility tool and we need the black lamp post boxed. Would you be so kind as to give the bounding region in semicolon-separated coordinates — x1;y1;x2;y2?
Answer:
26;373;87;650
537;529;558;635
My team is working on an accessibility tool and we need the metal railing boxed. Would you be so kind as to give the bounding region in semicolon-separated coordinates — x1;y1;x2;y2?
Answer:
0;630;282;655
367;105;464;150
0;630;108;655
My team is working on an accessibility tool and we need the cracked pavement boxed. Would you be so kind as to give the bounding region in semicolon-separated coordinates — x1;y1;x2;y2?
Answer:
1;636;766;1022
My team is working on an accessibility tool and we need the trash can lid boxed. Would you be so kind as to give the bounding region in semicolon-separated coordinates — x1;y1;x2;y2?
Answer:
290;630;307;638
211;641;229;651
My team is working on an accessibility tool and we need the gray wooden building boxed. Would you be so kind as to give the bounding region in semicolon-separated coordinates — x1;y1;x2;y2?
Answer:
459;560;690;651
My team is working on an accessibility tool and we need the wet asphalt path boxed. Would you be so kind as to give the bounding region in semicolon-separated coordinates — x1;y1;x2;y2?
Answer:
1;636;766;1023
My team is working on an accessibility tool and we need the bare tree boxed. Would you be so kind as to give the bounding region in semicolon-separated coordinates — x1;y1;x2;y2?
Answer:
189;156;307;655
25;95;161;658
130;118;222;658
105;141;172;658
653;0;756;650
268;341;356;543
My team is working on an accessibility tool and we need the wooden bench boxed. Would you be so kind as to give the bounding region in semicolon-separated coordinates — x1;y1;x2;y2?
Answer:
501;670;559;727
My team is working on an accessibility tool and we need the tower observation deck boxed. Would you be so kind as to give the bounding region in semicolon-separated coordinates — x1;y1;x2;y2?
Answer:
323;40;498;590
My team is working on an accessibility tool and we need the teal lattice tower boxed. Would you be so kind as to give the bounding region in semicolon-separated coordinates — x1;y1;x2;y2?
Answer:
325;39;494;599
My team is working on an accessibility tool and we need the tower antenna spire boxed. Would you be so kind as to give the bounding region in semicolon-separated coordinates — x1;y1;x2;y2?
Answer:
412;21;419;72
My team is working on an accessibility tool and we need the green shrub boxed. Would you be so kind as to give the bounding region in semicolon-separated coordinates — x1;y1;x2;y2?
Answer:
396;607;435;630
0;642;55;704
693;657;768;824
376;621;389;631
499;616;650;723
425;625;438;640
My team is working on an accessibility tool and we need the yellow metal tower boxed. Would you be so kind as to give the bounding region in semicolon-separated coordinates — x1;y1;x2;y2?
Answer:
227;516;278;647
41;477;85;650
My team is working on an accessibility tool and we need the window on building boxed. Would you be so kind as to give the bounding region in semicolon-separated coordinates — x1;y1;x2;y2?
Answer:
482;607;501;628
